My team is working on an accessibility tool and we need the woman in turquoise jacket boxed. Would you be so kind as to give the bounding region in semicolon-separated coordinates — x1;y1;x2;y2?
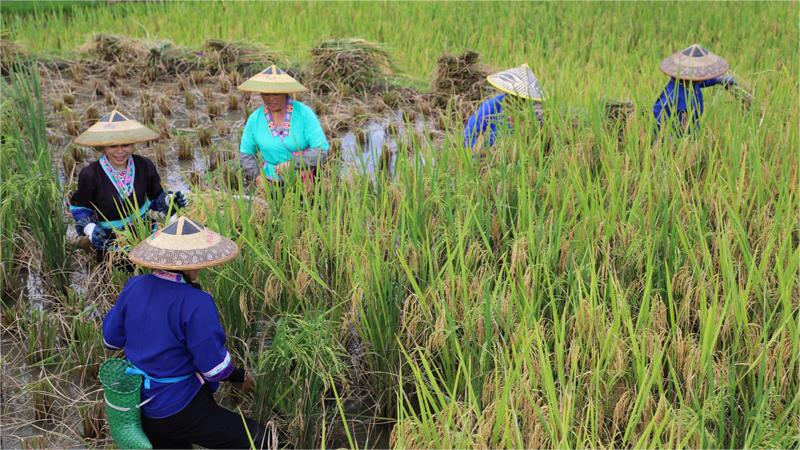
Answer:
238;66;329;186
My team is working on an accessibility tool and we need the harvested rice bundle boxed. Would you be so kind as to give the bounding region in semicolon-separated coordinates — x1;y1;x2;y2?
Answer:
79;34;149;65
205;39;285;77
146;42;205;75
309;38;394;94
429;50;491;118
0;33;28;75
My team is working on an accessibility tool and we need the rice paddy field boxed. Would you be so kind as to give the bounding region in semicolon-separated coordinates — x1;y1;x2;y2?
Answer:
1;1;798;449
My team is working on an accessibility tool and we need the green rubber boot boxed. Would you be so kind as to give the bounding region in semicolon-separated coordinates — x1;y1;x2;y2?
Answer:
99;358;153;449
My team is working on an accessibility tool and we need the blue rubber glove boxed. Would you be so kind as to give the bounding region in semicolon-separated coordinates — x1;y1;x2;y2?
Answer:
169;191;188;208
150;190;187;213
719;75;736;87
83;223;111;251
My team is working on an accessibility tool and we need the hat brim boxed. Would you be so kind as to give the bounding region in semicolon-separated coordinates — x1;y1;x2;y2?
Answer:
74;128;159;148
128;236;240;270
237;80;308;94
659;56;729;81
487;78;545;101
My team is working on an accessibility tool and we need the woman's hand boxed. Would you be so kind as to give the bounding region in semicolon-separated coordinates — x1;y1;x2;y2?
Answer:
242;373;255;392
275;161;291;177
255;173;266;189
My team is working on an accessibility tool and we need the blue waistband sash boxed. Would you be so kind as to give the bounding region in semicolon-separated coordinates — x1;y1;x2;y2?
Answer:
98;199;151;230
125;363;194;390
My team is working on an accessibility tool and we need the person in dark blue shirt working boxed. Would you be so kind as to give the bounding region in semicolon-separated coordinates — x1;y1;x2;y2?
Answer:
653;44;752;140
103;217;269;449
463;63;545;149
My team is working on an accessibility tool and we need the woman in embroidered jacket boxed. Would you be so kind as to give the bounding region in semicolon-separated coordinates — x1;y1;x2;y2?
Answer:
238;66;329;186
103;216;268;449
69;110;187;262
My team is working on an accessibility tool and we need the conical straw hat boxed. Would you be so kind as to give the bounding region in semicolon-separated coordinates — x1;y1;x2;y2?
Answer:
73;110;159;148
128;216;240;270
659;44;729;81
237;65;308;94
486;63;545;101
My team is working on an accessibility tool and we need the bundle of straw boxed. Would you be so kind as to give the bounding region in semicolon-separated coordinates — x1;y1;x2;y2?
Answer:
308;38;393;93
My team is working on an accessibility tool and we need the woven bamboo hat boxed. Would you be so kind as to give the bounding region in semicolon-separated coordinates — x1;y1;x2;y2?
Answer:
73;110;159;148
128;216;240;270
486;63;545;101
237;65;308;94
660;44;729;81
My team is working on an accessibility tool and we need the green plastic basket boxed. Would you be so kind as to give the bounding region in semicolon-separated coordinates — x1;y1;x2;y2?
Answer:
99;358;153;449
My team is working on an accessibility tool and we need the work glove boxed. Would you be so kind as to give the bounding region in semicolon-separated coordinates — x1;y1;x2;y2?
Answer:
151;190;187;213
167;191;187;208
83;223;111;251
719;74;737;88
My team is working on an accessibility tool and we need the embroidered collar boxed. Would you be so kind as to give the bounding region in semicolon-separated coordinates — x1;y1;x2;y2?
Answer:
152;270;187;284
264;98;294;139
99;155;135;199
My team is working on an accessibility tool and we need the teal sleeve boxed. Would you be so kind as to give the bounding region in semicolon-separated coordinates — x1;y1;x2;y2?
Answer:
239;114;258;155
263;161;280;181
303;107;330;152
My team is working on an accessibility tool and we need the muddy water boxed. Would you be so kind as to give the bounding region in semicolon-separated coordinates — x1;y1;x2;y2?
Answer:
339;111;429;185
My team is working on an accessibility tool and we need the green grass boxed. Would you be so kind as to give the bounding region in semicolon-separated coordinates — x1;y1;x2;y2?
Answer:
1;2;798;448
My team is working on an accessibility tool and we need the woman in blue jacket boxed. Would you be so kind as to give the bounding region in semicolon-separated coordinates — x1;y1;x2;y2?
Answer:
103;216;267;448
653;44;753;140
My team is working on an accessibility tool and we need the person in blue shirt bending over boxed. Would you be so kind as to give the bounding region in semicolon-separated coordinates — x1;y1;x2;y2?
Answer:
103;217;269;449
463;63;545;150
653;44;753;140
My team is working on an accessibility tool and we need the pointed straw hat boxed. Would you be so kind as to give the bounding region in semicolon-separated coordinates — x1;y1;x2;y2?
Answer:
486;63;545;101
128;216;240;270
659;44;729;81
237;65;308;94
73;110;159;148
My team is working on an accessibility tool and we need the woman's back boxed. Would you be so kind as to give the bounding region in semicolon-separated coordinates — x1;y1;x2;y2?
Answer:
103;273;231;418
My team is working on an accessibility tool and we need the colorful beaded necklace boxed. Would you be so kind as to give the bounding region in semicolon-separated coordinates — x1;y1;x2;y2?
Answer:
99;155;135;199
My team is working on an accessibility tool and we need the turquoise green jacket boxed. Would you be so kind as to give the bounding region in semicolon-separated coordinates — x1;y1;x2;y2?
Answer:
239;101;329;181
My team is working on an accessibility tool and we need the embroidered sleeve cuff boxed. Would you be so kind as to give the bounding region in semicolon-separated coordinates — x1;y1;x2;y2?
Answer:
103;337;123;350
201;352;234;381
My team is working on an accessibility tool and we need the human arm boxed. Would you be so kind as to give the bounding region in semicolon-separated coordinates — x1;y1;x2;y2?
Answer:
102;296;126;350
294;107;330;168
70;168;112;250
185;295;247;383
